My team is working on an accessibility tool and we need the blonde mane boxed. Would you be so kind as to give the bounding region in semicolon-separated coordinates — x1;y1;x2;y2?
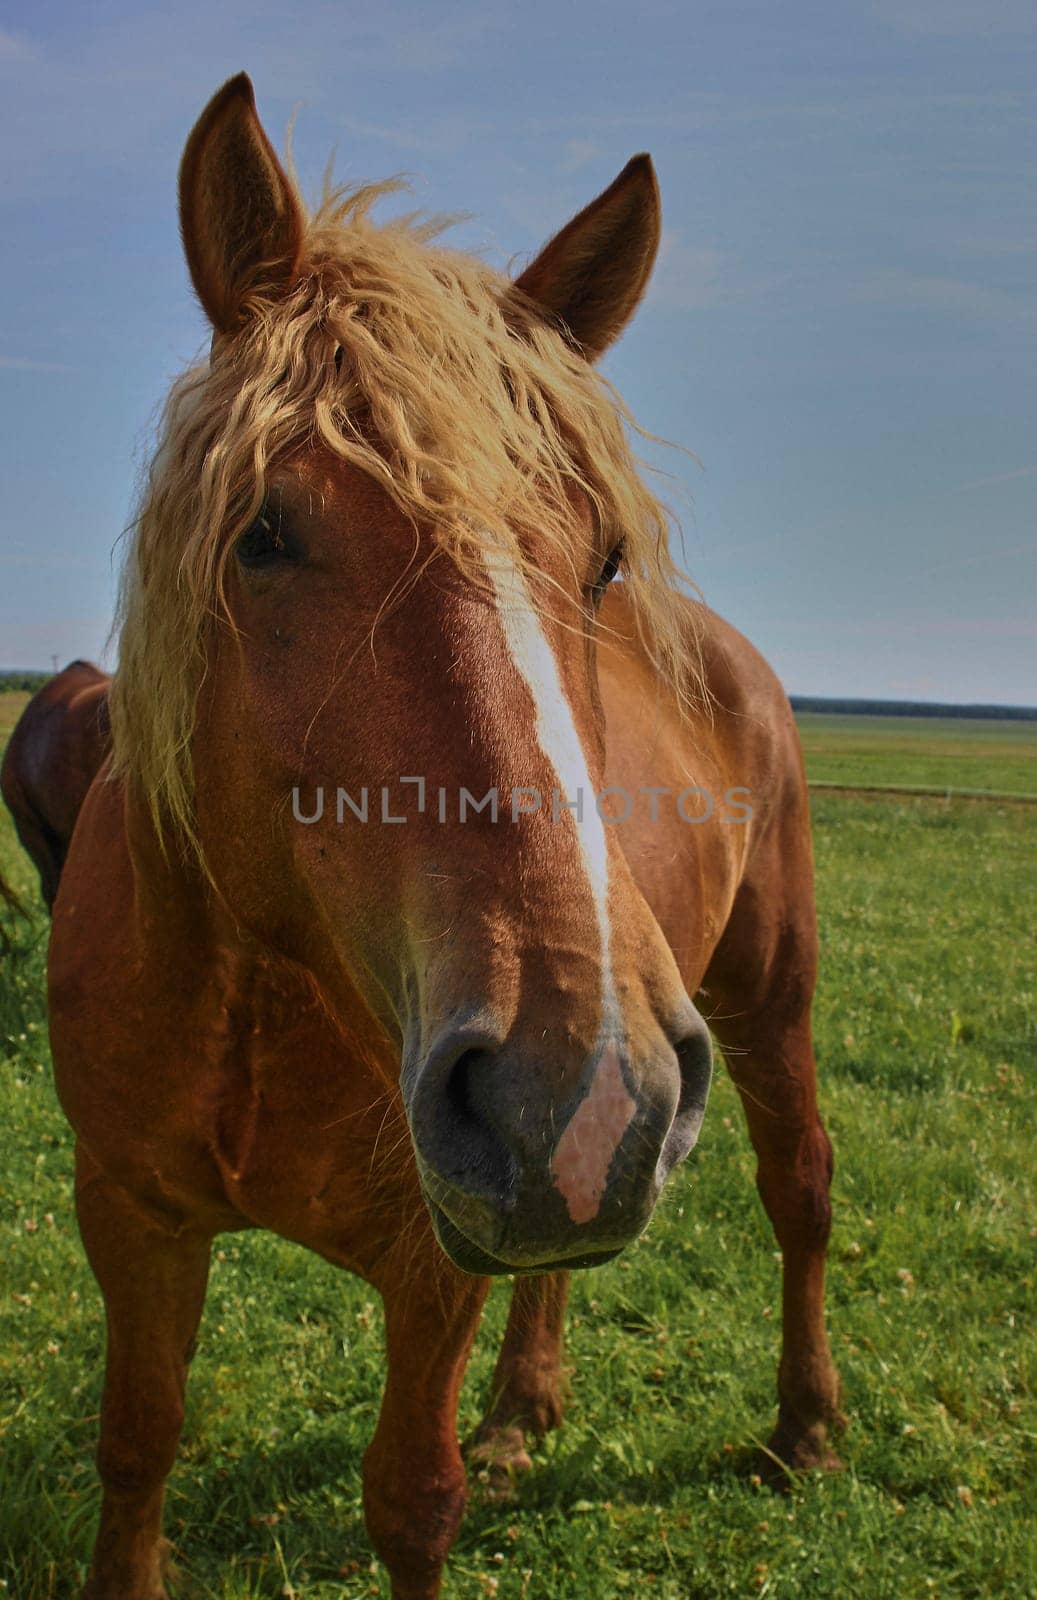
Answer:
110;177;701;853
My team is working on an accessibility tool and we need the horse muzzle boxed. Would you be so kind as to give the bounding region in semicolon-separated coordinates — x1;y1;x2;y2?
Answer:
402;1011;713;1275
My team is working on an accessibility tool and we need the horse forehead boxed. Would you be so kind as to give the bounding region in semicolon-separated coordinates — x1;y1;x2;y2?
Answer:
266;452;597;722
272;452;409;534
283;440;598;547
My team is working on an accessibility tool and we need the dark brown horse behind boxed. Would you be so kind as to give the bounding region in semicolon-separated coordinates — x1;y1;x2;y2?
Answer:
1;661;110;909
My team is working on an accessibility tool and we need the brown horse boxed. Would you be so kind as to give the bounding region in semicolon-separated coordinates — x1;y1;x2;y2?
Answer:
1;660;110;909
48;75;842;1600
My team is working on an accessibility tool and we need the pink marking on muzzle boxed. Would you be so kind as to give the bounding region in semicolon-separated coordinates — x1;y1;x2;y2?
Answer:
550;1043;636;1225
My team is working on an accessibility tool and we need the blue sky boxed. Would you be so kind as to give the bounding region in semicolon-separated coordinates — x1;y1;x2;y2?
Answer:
1;0;1034;702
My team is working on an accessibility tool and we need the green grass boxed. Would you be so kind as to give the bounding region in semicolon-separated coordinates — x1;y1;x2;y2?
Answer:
1;730;1035;1597
0;692;32;740
795;712;1037;796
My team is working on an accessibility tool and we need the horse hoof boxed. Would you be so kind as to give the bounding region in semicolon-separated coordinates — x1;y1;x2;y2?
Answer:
757;1418;847;1486
466;1425;535;1502
81;1537;174;1600
82;1582;170;1600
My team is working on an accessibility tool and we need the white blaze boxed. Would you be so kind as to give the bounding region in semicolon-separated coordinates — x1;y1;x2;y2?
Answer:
485;552;618;1034
487;552;633;1223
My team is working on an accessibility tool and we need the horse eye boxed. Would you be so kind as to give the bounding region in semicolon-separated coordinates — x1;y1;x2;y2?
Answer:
236;503;294;569
593;543;624;599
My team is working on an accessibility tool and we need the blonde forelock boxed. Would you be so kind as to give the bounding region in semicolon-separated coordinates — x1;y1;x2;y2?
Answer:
110;176;701;855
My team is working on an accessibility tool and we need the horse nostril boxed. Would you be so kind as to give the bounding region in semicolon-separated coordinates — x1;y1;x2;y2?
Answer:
444;1047;481;1128
409;1032;518;1204
444;1048;518;1196
676;1025;713;1116
660;1019;714;1171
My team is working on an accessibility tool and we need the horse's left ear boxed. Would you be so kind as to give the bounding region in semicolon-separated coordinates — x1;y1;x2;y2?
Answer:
510;155;661;361
178;73;304;335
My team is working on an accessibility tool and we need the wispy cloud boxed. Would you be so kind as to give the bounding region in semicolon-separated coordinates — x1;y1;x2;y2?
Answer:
782;615;1037;640
843;268;1035;324
341;112;491;158
0;28;32;61
527;88;1025;139
0;2;512;203
0;355;69;372
887;676;939;695
873;0;1037;36
956;464;1037;492
647;230;786;312
649;235;728;310
384;8;512;71
559;138;601;175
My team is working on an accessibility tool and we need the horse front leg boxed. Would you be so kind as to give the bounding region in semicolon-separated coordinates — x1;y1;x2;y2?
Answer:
712;1004;844;1475
469;1272;570;1482
364;1247;489;1599
75;1148;212;1600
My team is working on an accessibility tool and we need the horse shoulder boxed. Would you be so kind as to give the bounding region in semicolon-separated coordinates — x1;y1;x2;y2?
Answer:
598;589;807;986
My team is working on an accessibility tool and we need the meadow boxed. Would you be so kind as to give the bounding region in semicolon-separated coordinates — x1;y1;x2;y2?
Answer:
0;708;1034;1598
795;712;1037;798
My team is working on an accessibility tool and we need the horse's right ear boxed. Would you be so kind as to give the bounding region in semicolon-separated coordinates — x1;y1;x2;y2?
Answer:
178;74;304;336
508;155;661;361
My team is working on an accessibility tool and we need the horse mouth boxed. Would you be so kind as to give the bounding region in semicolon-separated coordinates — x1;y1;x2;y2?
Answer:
427;1197;623;1277
410;1025;713;1277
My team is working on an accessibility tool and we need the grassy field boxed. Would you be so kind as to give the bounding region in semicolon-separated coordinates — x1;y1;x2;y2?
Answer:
795;712;1037;797
0;693;32;740
1;717;1035;1598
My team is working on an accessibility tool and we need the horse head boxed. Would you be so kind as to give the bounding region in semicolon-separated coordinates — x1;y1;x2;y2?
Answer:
113;74;712;1274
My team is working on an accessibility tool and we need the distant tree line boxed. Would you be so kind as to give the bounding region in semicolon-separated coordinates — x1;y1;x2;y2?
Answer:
0;670;51;693
790;696;1037;721
1;673;1033;719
